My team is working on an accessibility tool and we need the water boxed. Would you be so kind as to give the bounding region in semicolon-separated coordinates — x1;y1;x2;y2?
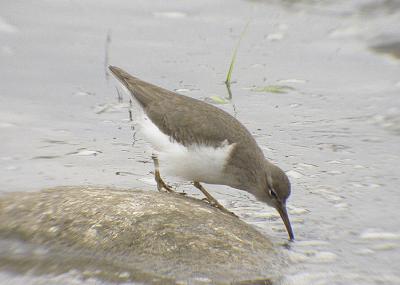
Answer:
1;0;399;284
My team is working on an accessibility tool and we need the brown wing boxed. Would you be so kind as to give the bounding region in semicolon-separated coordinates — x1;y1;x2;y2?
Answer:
109;66;259;149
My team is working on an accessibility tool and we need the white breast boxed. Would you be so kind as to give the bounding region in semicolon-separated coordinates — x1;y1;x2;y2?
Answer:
136;114;235;185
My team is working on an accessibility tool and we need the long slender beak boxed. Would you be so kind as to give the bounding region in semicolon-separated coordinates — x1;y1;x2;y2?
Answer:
276;203;295;241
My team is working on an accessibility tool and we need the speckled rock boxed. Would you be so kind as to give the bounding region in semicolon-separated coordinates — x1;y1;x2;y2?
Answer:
0;187;285;285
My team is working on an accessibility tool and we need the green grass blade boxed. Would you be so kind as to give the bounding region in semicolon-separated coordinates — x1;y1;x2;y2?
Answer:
225;21;250;86
251;85;295;94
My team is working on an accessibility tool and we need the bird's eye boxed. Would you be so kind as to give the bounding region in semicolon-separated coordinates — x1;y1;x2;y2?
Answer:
269;189;277;199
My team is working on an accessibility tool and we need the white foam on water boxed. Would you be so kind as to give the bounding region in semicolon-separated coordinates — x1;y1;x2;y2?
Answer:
137;177;157;186
175;88;191;92
72;150;102;156
291;217;304;224
287;251;309;263
267;33;284;41
350;182;364;188
326;194;343;202
5;166;18;171
354;248;375;255
327;160;342;164
74;90;95;96
280;272;334;285
288;206;309;215
0;270;137;285
288;247;337;265
360;230;400;240
153;11;187;19
297;162;317;168
261;146;274;151
333;202;349;209
313;251;338;263
371;243;398;251
278;79;307;84
286;170;303;179
353;164;366;169
295;240;330;247
281;271;400;285
253;211;280;219
327;170;342;175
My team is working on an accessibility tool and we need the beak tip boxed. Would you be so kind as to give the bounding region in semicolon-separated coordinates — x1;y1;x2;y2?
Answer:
276;204;295;242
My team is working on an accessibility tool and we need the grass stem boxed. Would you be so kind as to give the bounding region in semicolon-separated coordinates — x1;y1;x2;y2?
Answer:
225;21;250;87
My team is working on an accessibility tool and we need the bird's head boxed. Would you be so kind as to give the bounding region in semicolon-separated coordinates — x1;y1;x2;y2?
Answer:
258;162;294;241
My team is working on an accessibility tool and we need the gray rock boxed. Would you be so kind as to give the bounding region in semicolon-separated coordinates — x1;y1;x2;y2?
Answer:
0;187;286;285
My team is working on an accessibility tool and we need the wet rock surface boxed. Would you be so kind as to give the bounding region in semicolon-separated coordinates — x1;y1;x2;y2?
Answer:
0;187;284;285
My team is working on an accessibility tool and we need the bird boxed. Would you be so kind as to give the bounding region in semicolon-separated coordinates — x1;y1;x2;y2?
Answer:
109;66;294;241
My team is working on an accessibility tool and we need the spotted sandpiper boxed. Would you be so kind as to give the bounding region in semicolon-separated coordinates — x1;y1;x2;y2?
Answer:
109;66;294;240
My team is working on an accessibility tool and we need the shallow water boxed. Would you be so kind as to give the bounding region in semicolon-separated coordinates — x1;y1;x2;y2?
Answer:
1;0;399;284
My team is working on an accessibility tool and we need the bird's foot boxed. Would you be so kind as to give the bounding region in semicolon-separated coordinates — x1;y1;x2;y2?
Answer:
193;181;238;217
154;171;174;193
203;198;238;217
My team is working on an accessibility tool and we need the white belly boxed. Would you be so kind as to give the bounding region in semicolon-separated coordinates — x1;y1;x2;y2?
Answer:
136;114;235;184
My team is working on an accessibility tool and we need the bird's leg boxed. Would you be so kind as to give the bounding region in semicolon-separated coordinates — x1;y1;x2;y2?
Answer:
193;182;237;217
151;154;174;193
